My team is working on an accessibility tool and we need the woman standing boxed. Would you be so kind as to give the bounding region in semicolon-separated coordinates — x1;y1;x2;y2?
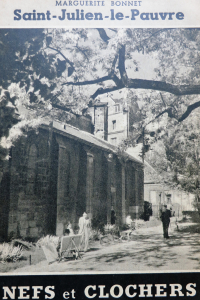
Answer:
78;212;91;252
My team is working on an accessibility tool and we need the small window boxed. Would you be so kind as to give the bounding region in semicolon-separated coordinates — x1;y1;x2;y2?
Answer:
112;120;116;130
115;104;120;113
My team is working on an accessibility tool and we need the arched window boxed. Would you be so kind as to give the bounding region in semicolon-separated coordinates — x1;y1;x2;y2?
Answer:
26;144;37;195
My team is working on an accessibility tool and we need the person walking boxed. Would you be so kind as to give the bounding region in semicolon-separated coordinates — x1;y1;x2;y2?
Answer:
78;212;91;252
160;205;172;239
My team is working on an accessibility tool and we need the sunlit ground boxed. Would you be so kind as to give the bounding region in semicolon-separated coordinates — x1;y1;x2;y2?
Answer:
3;218;200;274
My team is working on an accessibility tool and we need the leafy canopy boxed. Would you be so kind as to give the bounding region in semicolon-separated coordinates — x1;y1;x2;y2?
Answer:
1;28;200;170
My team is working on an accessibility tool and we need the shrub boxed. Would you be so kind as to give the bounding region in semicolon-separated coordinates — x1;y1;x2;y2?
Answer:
182;211;200;223
89;229;101;241
0;243;23;263
120;224;130;231
105;225;120;237
104;224;115;232
91;215;106;234
36;235;59;248
135;219;146;229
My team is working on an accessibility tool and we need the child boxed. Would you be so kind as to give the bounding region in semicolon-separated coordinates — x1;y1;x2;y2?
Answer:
57;228;77;260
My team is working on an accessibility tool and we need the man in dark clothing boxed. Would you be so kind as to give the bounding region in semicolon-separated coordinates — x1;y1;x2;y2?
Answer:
161;205;172;239
111;209;116;225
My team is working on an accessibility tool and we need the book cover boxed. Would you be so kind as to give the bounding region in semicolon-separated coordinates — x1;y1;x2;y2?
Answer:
0;0;200;299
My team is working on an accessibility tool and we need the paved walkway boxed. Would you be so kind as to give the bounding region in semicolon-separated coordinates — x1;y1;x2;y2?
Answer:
12;219;200;274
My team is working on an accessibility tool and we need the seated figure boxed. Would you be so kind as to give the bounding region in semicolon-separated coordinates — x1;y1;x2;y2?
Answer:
67;222;74;235
126;215;132;227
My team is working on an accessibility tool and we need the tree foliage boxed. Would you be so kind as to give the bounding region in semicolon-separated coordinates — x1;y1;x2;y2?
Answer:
145;110;200;199
1;28;200;184
0;29;58;159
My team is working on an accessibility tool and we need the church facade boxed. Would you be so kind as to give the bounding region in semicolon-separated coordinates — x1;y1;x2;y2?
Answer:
0;116;144;240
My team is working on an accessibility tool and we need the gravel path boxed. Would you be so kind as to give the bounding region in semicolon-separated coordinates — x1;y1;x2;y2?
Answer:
10;219;200;274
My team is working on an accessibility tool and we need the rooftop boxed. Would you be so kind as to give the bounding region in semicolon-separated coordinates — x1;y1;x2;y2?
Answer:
41;119;143;165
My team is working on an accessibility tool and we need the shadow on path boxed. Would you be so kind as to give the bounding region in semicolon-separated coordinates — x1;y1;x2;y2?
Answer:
11;222;200;273
81;224;200;271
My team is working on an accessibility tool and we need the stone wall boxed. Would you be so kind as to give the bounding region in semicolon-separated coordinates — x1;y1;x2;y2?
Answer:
6;125;144;240
8;129;52;240
0;166;10;241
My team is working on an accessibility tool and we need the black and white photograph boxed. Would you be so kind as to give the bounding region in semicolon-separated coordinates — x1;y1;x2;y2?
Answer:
0;27;200;276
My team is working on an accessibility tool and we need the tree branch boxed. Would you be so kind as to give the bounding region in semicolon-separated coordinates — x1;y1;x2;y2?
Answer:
51;103;74;112
178;101;200;122
111;74;123;87
154;107;176;120
160;92;167;107
144;100;200;126
118;45;128;85
75;45;89;61
62;75;111;86
63;76;200;121
96;29;110;43
91;86;122;99
140;29;170;46
127;78;200;96
110;53;118;74
47;46;74;68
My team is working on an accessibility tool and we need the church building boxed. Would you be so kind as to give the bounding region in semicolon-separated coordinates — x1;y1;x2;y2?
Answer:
0;106;144;240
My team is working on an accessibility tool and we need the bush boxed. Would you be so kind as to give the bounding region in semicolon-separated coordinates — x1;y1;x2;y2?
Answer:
120;224;130;231
0;243;23;263
104;224;115;232
182;211;200;223
91;215;106;234
135;219;146;229
36;235;59;248
104;224;120;236
89;230;101;241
